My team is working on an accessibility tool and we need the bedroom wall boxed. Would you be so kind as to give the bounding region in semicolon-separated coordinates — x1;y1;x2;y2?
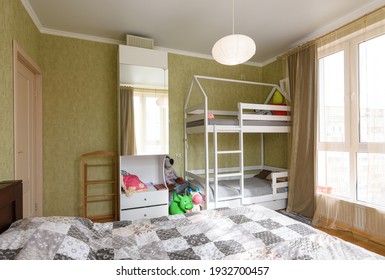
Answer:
262;58;289;169
40;35;118;216
2;1;287;216
1;1;118;217
0;0;41;181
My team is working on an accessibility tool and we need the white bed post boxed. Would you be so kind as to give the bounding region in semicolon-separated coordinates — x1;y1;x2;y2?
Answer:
213;125;219;208
183;80;193;179
260;134;264;168
184;79;195;180
193;76;210;209
239;103;245;205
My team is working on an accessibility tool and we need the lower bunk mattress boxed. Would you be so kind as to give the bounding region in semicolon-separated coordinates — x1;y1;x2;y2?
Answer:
203;177;287;202
0;204;383;260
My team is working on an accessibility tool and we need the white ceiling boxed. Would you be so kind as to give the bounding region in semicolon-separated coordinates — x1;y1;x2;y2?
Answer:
22;0;385;65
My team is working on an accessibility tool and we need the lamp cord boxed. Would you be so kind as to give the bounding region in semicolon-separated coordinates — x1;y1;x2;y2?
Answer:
232;0;235;35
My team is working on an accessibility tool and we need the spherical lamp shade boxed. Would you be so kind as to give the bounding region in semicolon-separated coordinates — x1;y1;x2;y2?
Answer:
212;34;256;65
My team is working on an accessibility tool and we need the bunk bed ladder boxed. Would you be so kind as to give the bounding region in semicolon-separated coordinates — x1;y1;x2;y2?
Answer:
213;125;244;208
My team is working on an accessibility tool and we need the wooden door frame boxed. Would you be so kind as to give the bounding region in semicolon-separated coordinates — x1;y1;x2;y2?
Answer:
13;40;43;216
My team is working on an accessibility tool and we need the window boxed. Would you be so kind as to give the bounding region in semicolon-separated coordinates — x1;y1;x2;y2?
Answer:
359;35;385;143
133;88;168;155
318;50;345;143
317;25;385;209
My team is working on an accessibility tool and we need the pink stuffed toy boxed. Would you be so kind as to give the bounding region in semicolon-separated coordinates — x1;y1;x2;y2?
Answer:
186;187;202;212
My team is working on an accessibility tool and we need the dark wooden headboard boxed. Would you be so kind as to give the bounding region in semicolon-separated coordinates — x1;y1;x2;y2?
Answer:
0;180;22;234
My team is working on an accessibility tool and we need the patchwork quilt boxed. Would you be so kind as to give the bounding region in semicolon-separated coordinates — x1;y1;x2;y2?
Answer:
0;204;383;260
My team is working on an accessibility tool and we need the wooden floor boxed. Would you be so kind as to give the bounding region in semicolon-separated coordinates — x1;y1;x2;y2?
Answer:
316;227;385;257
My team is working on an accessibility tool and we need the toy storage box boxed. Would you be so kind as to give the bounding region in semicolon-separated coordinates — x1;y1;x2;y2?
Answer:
119;154;168;221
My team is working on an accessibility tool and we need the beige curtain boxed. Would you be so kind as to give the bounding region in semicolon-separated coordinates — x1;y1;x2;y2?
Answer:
312;6;385;245
120;86;136;155
313;193;385;245
286;45;317;218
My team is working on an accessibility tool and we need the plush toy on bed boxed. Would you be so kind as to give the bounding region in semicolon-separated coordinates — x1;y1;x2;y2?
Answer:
271;90;287;115
169;192;193;215
164;156;185;192
272;89;285;104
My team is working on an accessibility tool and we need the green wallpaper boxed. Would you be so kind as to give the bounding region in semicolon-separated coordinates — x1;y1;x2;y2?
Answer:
40;35;117;216
1;0;118;216
262;58;289;168
2;1;287;217
0;0;41;181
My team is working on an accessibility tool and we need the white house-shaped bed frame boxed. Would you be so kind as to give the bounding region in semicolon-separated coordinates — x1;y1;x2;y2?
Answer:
184;75;291;210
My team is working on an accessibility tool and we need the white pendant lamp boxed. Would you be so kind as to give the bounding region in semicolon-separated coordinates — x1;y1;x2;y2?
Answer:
212;0;256;65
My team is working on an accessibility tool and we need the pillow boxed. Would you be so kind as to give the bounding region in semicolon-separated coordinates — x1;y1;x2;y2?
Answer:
272;104;288;116
266;173;272;181
254;169;272;180
121;170;147;196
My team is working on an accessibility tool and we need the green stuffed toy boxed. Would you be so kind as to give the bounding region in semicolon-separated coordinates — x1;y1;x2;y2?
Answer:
169;192;193;215
271;90;287;115
272;90;284;104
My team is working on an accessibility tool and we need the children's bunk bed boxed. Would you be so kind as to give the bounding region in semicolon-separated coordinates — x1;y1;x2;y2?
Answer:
184;75;291;210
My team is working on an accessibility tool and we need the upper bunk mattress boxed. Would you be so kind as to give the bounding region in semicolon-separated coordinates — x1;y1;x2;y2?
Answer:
186;119;289;128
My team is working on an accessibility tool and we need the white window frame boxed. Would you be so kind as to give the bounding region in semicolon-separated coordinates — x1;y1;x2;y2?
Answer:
317;22;385;208
133;88;168;155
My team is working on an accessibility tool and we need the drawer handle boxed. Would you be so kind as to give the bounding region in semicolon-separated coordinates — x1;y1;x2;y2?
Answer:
144;198;147;201
144;214;147;217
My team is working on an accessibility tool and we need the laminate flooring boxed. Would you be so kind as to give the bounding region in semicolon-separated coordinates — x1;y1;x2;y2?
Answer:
316;227;385;257
276;209;385;257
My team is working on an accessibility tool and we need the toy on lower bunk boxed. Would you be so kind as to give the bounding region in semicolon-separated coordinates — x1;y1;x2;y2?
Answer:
169;192;193;215
185;187;203;212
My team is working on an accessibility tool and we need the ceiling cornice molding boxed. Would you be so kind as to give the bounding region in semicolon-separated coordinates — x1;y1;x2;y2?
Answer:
22;3;263;66
156;46;263;67
284;0;385;54
23;0;385;67
21;0;43;30
21;0;264;66
21;0;123;45
262;0;385;67
260;57;278;67
40;27;124;45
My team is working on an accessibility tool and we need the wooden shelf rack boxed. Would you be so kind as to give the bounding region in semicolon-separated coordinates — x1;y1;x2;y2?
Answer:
81;151;118;222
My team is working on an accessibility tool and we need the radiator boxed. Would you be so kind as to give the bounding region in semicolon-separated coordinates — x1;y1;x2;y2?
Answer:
316;195;365;230
353;204;366;230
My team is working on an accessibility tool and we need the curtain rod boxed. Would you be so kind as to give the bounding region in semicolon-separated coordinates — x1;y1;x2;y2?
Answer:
120;84;168;93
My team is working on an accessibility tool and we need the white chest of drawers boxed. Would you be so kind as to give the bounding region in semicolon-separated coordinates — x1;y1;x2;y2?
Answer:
120;187;168;220
119;155;168;221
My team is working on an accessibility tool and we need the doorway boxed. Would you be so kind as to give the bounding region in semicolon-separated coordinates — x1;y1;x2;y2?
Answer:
13;40;43;218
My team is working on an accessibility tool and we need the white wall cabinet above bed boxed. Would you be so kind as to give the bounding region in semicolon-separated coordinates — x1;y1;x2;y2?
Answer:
119;155;168;221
